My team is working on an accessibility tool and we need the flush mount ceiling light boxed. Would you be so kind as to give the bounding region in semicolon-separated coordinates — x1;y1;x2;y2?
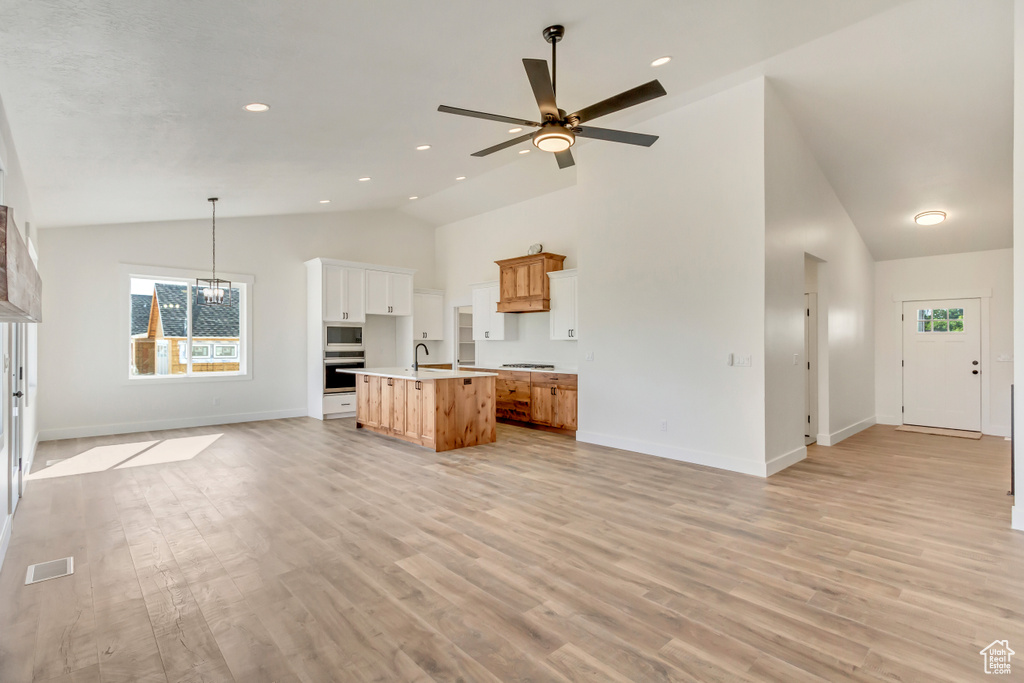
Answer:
358;177;371;182
914;211;946;226
438;24;666;169
243;103;270;112
533;123;575;152
416;145;431;151
195;198;232;306
650;56;672;67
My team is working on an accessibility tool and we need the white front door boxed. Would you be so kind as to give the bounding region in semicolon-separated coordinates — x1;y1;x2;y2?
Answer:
156;340;170;375
903;299;981;431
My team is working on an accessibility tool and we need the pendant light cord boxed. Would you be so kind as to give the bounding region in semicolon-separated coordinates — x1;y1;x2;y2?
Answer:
209;197;217;281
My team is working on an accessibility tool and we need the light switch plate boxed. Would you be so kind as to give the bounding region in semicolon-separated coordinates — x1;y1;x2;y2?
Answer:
585;352;595;361
735;355;752;368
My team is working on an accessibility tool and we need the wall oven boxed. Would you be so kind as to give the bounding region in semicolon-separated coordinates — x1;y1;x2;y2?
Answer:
324;324;363;351
324;350;364;394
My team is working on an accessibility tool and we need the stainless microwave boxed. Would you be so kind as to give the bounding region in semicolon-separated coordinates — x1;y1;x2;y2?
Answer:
324;324;363;350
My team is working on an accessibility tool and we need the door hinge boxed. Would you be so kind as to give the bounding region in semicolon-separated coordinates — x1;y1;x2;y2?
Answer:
807;415;811;424
807;361;810;370
807;308;810;317
901;360;904;367
902;314;904;321
902;406;904;413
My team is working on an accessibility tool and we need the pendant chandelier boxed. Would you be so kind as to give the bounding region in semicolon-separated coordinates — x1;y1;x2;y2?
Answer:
195;197;231;306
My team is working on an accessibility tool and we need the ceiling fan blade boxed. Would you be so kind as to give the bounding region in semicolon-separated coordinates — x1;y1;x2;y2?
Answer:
575;126;658;147
555;148;575;169
568;80;667;125
438;105;540;128
523;59;558;119
471;132;535;157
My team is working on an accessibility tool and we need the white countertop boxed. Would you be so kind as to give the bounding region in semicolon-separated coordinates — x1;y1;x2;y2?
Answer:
460;365;578;375
340;366;498;380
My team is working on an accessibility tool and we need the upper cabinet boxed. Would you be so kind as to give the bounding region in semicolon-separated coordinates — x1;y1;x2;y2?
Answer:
413;290;444;340
548;269;578;340
323;265;365;323
495;253;566;313
366;269;414;316
471;282;517;341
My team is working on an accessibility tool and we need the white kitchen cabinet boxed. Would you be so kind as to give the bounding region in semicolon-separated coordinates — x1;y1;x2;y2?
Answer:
548;269;578;340
413;290;444;340
323;265;365;322
471;282;517;341
366;269;414;316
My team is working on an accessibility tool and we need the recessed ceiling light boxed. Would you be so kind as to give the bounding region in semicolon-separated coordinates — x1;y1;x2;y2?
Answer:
243;103;270;112
416;144;431;151
455;176;466;181
409;196;419;200
650;56;672;67
509;127;523;134
358;177;371;182
519;149;530;155
914;211;946;226
319;200;331;204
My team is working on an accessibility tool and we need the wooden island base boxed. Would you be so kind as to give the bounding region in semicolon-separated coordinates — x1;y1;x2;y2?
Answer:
355;373;496;452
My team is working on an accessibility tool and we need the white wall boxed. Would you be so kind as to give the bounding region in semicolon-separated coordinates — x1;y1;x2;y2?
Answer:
37;210;436;439
434;187;580;369
575;78;769;475
764;82;876;462
875;249;1013;435
1011;0;1024;530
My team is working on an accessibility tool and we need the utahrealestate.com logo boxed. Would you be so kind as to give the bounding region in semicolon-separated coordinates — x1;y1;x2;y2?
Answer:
980;640;1014;675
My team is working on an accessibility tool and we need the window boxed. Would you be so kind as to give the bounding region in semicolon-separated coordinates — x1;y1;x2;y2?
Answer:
127;270;249;380
917;308;964;333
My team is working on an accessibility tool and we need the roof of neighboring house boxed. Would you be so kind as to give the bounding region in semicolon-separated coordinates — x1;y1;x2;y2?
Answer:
131;294;151;336
153;283;239;338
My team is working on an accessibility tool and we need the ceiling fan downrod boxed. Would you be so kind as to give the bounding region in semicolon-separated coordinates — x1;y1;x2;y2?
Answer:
543;25;564;113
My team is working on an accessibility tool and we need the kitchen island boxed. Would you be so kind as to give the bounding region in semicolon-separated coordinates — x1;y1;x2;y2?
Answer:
347;368;497;451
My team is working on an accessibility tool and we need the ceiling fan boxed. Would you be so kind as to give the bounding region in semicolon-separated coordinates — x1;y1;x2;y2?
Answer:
438;25;667;169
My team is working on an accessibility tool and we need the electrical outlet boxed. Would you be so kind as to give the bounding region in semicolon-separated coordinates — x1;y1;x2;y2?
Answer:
793;354;799;365
585;351;595;361
660;420;668;432
213;397;220;406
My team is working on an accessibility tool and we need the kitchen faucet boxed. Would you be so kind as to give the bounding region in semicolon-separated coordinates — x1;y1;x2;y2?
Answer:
414;343;429;371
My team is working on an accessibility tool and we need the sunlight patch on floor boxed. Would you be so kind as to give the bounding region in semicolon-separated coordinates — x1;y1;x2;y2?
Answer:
29;434;223;480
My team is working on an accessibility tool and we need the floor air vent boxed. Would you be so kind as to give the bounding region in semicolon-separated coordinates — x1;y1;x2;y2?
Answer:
25;557;74;585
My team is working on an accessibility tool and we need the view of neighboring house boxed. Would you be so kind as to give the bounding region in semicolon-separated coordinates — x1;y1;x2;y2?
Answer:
130;283;240;375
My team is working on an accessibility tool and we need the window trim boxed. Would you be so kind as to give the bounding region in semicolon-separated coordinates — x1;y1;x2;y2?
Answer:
120;264;254;385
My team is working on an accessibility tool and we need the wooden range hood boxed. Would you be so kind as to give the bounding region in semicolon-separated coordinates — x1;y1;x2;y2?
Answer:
495;252;565;313
0;206;41;322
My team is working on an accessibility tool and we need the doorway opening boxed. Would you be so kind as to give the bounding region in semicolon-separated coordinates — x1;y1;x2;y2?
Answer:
902;298;981;432
455;305;474;368
804;255;820;445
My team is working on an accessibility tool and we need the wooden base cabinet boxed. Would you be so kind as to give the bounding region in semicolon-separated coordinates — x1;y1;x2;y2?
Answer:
356;374;495;451
492;370;578;433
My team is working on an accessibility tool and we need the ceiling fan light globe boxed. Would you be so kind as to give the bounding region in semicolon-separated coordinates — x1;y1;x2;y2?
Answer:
533;127;575;153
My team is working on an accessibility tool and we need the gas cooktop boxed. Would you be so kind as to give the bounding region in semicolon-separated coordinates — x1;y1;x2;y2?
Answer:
501;363;555;369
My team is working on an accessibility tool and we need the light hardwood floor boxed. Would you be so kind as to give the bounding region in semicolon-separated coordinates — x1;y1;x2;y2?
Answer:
0;420;1021;682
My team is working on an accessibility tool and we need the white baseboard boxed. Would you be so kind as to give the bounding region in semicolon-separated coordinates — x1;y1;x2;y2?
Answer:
765;445;806;476
576;430;768;477
1013;505;1024;532
816;416;876;447
876;413;902;426
0;513;11;576
983;423;1011;438
39;408;308;442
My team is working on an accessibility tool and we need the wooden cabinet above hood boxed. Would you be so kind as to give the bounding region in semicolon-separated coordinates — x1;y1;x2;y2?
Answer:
495;252;565;313
0;206;42;322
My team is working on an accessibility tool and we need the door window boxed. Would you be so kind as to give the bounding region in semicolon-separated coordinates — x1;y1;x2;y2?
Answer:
917;308;964;333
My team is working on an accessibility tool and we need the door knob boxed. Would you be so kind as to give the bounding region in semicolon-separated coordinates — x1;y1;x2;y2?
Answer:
12;391;22;398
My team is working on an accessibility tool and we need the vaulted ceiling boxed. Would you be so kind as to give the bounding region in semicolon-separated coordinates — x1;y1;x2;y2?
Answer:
0;0;1011;261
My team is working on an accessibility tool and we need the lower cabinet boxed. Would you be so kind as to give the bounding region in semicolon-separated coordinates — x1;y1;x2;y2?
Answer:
495;370;578;432
356;374;493;450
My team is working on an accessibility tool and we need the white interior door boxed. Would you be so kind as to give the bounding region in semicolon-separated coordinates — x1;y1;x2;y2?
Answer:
9;324;21;508
805;293;818;445
903;299;981;431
